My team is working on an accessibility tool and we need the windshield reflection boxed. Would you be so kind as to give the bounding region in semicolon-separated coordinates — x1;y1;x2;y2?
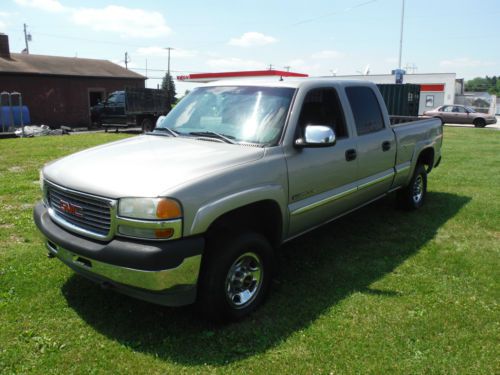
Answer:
156;86;295;145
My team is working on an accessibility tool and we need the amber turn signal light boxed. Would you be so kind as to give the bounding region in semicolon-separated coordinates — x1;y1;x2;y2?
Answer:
156;199;182;219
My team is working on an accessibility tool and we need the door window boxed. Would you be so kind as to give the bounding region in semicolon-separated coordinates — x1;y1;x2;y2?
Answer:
298;88;348;138
345;86;385;135
442;106;453;112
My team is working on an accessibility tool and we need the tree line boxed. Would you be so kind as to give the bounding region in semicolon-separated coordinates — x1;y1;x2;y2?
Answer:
465;76;500;96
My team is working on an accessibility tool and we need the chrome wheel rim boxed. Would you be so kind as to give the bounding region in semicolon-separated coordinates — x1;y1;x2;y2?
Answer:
412;175;424;204
225;252;263;309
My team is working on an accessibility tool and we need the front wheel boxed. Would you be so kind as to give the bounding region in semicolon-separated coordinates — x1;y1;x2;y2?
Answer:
197;231;274;322
397;164;427;210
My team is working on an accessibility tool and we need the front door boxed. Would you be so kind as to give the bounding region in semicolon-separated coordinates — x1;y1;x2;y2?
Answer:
286;87;359;237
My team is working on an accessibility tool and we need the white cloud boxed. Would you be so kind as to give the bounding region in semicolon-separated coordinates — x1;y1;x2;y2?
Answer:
385;57;398;64
71;6;171;38
228;32;277;47
311;50;345;59
440;57;494;68
14;1;171;38
136;46;198;58
206;57;264;70
14;0;65;12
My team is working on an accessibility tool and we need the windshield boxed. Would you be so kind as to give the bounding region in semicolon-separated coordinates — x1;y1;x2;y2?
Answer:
107;92;124;104
156;86;295;145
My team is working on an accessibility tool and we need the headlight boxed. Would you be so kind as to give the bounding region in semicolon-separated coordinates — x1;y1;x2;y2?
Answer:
118;197;182;220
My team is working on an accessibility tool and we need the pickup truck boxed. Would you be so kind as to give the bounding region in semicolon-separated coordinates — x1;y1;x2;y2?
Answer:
90;88;170;132
34;79;443;321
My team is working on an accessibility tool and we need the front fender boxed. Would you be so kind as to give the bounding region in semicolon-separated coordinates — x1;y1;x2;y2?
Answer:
188;184;288;237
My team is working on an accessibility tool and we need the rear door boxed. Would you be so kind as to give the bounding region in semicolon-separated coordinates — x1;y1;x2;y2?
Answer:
345;86;397;200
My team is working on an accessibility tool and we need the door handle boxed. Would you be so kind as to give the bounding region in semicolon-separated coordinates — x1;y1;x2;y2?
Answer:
345;149;357;161
382;141;391;151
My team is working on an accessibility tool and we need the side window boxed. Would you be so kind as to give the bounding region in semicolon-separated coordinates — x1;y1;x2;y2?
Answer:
456;106;466;113
116;93;125;104
345;86;385;136
442;106;453;112
297;88;348;138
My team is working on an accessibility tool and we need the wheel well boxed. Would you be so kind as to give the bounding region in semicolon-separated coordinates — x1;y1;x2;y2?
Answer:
206;200;283;248
417;148;435;173
473;117;485;125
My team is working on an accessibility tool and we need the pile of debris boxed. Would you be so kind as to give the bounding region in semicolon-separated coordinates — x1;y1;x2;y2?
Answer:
14;125;71;137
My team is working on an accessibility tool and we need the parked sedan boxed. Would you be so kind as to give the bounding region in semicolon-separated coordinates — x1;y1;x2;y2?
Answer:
423;105;497;127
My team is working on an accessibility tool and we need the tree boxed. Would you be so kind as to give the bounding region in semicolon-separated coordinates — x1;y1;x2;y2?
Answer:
161;73;177;106
465;76;500;96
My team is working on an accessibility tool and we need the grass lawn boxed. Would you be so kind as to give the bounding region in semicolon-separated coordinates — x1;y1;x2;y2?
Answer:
0;128;498;374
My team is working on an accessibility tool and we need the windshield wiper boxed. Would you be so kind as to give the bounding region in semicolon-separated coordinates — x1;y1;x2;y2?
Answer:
151;127;178;137
188;131;236;144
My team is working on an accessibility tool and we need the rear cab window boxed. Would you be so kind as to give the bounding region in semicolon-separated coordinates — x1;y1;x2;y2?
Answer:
345;86;385;135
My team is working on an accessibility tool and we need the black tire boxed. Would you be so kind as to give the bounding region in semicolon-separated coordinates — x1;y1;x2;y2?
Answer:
197;231;274;322
397;164;427;210
141;118;154;132
473;118;486;128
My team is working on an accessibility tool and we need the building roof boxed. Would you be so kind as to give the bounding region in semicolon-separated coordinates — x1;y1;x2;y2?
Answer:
0;53;145;79
177;69;308;82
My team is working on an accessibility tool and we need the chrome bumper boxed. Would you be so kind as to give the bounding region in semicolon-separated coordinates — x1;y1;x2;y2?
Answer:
46;240;201;291
34;202;204;306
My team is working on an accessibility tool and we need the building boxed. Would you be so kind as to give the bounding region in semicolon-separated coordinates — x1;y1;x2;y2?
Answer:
177;70;459;115
325;73;458;115
0;33;145;127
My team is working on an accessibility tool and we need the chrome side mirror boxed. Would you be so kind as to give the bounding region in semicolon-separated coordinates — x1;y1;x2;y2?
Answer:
295;125;336;148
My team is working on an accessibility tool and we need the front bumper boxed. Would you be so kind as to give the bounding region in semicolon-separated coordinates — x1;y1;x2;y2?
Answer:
34;202;204;306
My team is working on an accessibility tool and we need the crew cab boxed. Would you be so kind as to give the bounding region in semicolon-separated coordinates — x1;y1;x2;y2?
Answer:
34;79;443;321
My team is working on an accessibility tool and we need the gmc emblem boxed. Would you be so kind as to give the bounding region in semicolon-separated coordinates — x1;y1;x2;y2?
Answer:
60;199;83;217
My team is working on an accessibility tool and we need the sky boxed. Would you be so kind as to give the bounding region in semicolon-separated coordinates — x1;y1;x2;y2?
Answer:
1;0;499;95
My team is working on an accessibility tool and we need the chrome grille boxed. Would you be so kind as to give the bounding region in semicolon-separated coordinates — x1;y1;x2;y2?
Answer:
47;183;112;237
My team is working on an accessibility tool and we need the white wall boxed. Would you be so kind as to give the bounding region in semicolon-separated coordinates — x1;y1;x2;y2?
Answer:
323;73;457;105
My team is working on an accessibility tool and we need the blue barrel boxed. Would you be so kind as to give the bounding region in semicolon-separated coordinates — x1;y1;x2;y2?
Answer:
0;106;31;128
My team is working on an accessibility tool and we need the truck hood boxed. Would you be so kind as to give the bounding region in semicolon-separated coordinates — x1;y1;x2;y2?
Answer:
43;135;264;198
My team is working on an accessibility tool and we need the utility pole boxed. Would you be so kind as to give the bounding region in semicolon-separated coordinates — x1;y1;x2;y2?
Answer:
283;66;291;72
124;52;130;69
268;64;274;70
23;23;31;54
398;0;405;69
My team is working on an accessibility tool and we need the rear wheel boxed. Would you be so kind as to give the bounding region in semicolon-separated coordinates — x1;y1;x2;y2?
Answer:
473;118;486;128
197;231;273;322
141;118;154;132
397;164;427;210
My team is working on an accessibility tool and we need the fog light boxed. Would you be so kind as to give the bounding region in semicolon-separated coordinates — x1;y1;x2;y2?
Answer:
118;226;174;240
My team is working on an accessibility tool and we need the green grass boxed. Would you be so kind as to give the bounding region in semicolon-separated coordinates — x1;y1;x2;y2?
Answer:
0;128;499;374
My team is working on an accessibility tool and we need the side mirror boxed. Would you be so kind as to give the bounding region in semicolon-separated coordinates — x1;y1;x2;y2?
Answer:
156;115;166;127
295;125;336;148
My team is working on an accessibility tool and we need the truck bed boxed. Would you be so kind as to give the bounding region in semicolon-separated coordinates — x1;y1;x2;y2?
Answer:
125;88;169;115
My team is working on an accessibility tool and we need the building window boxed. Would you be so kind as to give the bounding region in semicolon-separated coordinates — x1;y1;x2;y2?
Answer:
426;95;434;107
